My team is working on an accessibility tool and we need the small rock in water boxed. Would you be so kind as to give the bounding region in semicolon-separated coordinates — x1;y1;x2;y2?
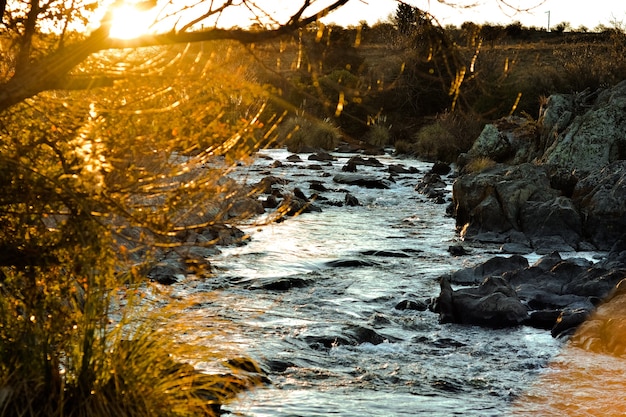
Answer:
344;193;360;206
395;299;428;311
448;245;470;256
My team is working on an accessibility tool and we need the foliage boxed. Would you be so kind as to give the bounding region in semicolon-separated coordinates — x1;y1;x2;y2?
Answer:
364;114;391;148
462;156;497;174
405;112;479;162
0;34;271;417
278;114;342;152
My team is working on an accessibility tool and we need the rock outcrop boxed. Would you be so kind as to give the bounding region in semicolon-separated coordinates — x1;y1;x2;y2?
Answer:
453;80;626;253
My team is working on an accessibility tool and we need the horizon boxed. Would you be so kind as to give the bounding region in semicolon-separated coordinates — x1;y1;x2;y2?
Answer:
321;0;626;31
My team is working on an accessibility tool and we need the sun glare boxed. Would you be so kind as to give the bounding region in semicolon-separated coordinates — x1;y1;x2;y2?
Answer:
108;3;156;40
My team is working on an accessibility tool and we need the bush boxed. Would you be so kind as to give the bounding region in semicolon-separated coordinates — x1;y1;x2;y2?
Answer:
364;115;391;148
403;112;480;162
0;43;267;416
278;115;342;152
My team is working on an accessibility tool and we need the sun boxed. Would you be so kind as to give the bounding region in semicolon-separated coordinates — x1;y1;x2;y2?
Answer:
108;2;157;40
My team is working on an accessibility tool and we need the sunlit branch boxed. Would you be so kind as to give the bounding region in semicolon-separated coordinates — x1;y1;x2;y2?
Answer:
0;0;352;112
177;0;234;33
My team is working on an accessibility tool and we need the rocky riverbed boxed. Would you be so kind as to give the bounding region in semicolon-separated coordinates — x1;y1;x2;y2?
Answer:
149;80;626;415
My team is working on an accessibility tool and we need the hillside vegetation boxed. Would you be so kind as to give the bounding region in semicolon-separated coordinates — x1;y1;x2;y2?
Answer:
252;19;626;161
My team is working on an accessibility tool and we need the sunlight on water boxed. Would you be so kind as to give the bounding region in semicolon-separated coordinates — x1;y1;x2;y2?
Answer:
191;149;577;416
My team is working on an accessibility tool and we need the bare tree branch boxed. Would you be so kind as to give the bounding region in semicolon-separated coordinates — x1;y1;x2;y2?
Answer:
0;0;352;112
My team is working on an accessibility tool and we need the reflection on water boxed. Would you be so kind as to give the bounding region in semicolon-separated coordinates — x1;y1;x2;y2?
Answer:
181;149;577;416
512;282;626;416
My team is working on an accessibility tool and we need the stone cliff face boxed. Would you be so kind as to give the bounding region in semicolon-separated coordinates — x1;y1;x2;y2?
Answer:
453;80;626;253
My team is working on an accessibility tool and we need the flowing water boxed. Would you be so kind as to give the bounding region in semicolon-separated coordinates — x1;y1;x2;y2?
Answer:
173;149;567;416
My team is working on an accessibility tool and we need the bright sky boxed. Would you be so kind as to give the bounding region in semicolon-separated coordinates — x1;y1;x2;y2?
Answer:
322;0;626;30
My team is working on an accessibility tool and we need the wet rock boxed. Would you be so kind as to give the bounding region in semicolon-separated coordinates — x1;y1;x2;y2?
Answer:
147;258;186;285
308;151;335;161
333;173;390;189
450;254;529;285
255;175;290;194
262;195;279;209
395;299;428;311
344;193;360;206
286;154;303;162
551;309;591;338
431;161;451;175
309;181;329;192
389;164;419;174
435;276;528;328
248;276;312;291
345;155;385;168
342;160;358;172
448;244;470;256
303;325;392;350
325;259;377;268
360;250;411;258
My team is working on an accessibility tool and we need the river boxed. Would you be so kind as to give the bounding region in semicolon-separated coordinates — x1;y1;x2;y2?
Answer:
173;148;566;416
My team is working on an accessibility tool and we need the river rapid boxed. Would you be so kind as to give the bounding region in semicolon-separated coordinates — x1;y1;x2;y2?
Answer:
174;149;566;416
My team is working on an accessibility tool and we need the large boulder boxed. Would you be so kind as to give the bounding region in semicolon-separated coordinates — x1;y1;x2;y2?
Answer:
435;275;528;328
540;81;626;176
573;161;626;250
440;252;626;337
465;116;540;165
452;163;569;248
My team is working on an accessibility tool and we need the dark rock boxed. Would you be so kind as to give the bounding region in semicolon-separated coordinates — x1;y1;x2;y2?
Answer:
525;310;563;330
293;187;308;200
325;259;377;268
148;260;185;285
573;161;626;250
333;173;390;189
551;309;590;338
435;276;528;328
286;154;303;162
395;299;428;311
431;161;451;175
342;161;358;172
309;181;329;192
499;242;533;255
448;244;470;256
345;155;385;167
262;194;279;209
344;193;360;206
389;164;419;174
450;254;529;285
248;276;312;291
308;151;335;161
263;359;295;373
360;250;411;258
255;175;290;194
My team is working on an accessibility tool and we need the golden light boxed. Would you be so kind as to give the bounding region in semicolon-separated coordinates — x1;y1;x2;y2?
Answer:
108;2;156;40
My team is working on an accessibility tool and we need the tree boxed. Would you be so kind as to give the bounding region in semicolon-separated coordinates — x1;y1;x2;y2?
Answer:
0;1;353;415
0;0;351;112
395;3;416;35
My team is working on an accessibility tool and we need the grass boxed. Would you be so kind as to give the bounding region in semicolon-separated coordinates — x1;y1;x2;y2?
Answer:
278;114;342;152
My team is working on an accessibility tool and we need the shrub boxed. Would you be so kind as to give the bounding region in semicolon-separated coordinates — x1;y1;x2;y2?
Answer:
364;114;391;148
278;114;342;152
407;112;480;162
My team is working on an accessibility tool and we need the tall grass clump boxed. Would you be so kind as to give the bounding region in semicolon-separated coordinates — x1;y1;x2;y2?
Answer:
278;114;342;152
0;42;271;417
399;112;481;162
364;115;391;148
